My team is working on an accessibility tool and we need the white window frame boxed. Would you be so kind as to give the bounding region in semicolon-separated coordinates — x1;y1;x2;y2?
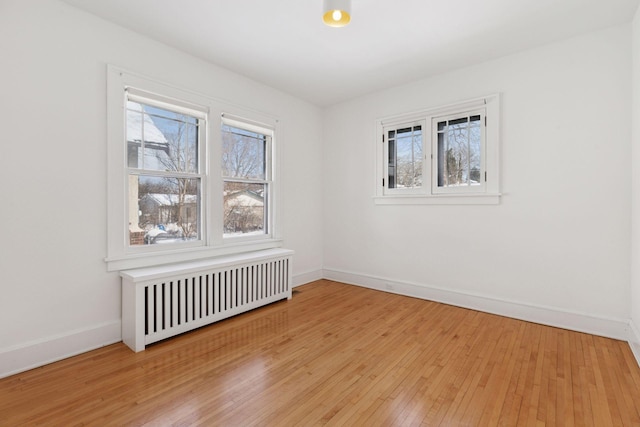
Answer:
124;88;208;255
383;120;427;196
106;66;282;271
431;109;486;195
220;115;275;241
375;94;500;205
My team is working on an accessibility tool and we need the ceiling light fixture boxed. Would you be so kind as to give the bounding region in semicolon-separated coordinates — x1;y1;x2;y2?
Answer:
323;0;351;27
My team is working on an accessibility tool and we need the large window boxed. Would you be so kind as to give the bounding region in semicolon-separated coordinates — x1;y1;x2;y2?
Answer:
221;120;272;238
107;67;281;271
126;98;204;246
377;95;500;204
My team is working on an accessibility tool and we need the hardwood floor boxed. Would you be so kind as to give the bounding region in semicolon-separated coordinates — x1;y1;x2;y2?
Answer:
2;280;640;426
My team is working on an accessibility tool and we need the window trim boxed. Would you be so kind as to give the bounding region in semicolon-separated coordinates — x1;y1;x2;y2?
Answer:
375;94;501;205
106;66;282;271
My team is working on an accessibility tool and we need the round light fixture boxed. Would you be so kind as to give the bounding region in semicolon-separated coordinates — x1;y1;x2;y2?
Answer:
323;0;351;27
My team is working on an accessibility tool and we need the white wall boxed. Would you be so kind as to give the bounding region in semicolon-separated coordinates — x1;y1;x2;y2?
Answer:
323;25;632;338
631;6;640;363
0;0;324;377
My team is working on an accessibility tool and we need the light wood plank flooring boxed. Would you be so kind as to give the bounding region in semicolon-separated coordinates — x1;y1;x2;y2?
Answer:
2;280;640;426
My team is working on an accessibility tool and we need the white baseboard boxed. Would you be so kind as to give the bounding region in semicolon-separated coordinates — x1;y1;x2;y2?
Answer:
323;268;630;341
630;319;640;368
293;269;324;287
3;272;637;379
0;321;121;379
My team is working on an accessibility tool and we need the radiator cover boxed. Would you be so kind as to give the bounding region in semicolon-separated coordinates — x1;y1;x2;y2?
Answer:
121;248;293;351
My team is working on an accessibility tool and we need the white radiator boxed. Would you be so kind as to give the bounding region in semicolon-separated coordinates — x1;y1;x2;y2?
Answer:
121;248;293;351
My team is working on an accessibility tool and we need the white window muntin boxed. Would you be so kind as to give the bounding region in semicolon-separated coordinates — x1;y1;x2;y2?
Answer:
431;108;486;195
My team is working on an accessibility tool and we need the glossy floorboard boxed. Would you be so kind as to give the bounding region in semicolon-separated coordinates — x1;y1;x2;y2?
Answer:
2;280;640;426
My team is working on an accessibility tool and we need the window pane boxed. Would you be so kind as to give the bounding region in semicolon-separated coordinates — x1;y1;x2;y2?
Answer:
126;101;199;173
437;131;445;187
126;108;144;168
437;115;482;188
388;125;422;189
388;130;396;188
223;182;266;237
129;175;200;246
469;116;482;184
221;125;267;179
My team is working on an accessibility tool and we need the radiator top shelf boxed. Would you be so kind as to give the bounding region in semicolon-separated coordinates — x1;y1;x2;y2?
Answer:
120;248;294;283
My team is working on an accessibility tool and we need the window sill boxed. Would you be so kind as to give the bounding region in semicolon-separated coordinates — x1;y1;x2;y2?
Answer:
373;193;501;205
105;238;284;272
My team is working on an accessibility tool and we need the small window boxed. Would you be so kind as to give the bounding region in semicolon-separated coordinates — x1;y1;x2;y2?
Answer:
221;120;272;238
376;94;500;205
433;111;484;193
387;124;423;190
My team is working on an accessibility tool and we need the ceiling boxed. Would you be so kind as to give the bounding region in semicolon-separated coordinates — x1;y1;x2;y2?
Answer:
61;0;639;107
